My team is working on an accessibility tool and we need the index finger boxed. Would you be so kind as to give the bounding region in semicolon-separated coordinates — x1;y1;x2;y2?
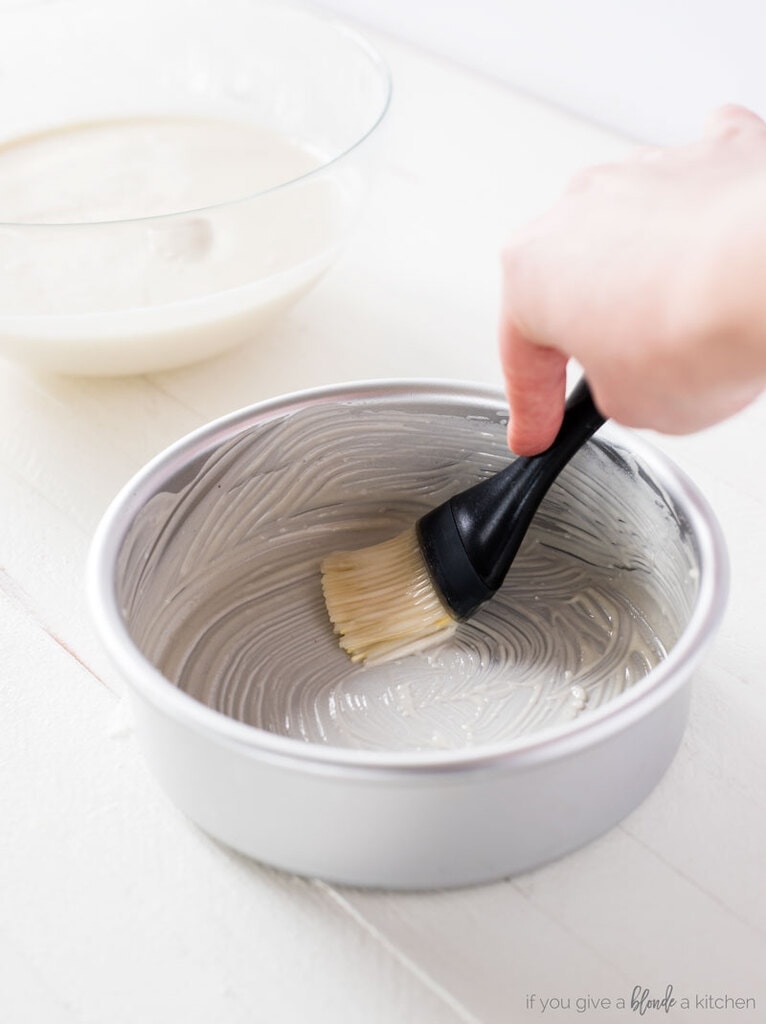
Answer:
499;315;568;456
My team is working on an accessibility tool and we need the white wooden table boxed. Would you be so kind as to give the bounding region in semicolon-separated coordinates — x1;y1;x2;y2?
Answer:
1;29;764;1024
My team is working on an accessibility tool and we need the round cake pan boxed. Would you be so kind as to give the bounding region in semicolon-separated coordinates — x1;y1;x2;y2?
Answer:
87;380;728;889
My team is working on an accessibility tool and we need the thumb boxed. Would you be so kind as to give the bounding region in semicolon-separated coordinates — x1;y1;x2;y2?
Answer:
499;318;568;455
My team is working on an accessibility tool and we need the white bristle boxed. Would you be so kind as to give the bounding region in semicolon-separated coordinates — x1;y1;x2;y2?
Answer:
320;526;457;665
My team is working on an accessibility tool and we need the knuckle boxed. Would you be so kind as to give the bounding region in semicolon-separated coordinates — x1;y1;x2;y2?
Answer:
565;161;617;194
706;103;766;140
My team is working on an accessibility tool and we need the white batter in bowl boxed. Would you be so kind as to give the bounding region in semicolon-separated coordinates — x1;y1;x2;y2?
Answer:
0;0;390;374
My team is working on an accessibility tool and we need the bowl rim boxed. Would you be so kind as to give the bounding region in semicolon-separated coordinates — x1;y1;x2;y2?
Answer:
87;378;729;776
0;0;393;230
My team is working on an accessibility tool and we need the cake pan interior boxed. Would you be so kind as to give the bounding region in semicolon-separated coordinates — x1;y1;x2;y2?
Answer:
111;383;720;757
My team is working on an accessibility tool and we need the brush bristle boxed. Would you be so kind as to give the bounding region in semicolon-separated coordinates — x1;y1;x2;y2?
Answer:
320;526;457;665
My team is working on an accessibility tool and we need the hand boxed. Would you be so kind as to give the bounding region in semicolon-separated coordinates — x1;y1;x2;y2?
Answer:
499;104;766;454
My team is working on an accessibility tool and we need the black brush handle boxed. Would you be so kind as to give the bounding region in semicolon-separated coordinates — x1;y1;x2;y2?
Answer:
417;378;605;619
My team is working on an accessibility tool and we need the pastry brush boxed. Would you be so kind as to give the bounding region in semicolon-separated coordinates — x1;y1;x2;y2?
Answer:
320;378;605;664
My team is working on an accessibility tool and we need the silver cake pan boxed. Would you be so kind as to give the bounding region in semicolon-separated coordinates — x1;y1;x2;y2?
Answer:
87;380;728;889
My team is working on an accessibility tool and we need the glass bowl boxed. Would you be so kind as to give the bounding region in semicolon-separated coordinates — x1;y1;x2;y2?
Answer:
0;0;391;375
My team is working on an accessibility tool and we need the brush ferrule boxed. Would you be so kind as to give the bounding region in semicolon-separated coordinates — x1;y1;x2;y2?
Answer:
416;504;493;620
416;379;605;621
